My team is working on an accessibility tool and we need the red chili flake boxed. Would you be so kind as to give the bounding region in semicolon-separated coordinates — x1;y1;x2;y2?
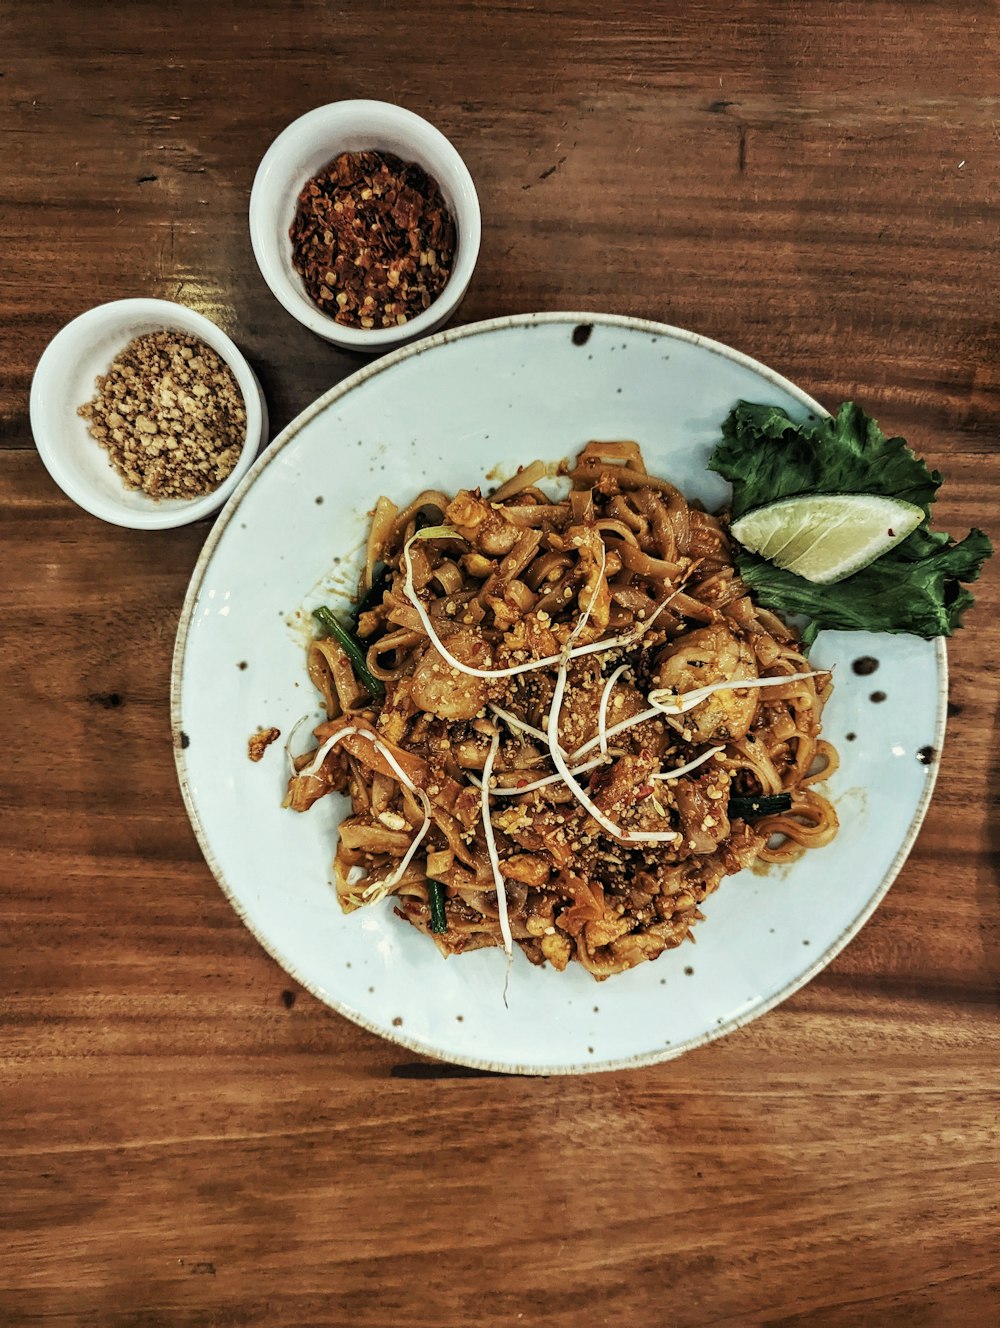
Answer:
888;528;895;536
516;779;529;789
289;150;456;330
634;782;655;800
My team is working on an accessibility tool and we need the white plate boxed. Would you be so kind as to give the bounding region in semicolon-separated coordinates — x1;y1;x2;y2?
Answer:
172;313;946;1075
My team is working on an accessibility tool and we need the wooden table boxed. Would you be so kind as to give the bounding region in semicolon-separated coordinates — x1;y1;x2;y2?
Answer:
3;4;998;1324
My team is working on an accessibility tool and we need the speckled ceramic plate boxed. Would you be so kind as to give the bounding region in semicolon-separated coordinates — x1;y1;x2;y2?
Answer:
172;313;946;1074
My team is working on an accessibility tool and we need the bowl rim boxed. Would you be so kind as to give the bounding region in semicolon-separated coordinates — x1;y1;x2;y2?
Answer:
30;297;267;530
248;99;482;351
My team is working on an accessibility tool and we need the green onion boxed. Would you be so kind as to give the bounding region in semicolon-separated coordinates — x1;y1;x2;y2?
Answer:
727;792;792;819
312;606;385;700
348;562;391;627
428;879;448;933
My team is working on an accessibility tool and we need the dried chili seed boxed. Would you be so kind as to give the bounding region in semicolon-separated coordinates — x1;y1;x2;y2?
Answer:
289;150;456;330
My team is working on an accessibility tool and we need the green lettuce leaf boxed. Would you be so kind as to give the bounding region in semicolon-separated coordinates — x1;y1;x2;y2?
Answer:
737;529;992;647
711;400;942;518
709;400;992;641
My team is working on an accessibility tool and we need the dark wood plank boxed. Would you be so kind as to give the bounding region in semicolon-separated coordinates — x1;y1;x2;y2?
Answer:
2;3;998;1326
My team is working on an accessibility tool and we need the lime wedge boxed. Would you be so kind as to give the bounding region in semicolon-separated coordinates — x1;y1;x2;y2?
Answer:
730;493;925;584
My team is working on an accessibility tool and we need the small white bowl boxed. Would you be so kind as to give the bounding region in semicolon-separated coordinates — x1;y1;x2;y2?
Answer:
249;100;481;351
30;299;268;530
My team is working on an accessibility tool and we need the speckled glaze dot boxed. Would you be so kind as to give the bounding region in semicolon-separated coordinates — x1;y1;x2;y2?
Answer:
852;655;880;676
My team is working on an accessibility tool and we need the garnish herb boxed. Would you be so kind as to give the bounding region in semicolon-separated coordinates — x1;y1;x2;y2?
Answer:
728;792;792;819
710;401;992;644
349;561;392;627
428;879;448;933
312;606;386;699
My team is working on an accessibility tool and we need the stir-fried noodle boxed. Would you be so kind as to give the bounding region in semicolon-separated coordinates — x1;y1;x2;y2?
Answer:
285;443;838;980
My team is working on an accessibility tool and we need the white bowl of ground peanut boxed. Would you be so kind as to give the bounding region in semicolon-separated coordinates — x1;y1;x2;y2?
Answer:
30;299;268;530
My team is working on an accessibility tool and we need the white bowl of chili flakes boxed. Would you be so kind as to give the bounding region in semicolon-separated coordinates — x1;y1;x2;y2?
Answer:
249;101;481;351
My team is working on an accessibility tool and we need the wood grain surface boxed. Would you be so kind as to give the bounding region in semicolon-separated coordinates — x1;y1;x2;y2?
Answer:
2;3;998;1325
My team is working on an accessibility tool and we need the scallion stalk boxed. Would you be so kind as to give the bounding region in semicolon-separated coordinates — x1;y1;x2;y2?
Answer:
312;606;385;700
727;792;792;819
349;562;391;627
428;879;448;933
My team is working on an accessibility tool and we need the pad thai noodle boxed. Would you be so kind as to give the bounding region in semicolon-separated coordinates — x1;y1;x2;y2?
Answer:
284;442;838;980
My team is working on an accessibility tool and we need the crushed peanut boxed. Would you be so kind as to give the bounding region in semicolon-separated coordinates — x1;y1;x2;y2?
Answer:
248;727;281;762
78;331;246;500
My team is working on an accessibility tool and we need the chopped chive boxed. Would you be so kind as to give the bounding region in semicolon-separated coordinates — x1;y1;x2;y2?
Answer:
428;879;448;933
349;561;391;627
312;606;385;699
727;792;792;819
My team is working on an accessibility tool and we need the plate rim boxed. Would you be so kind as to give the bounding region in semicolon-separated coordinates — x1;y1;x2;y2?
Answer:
171;310;948;1075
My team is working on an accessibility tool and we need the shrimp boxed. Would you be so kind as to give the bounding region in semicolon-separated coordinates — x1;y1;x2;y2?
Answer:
654;624;759;742
410;629;496;720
